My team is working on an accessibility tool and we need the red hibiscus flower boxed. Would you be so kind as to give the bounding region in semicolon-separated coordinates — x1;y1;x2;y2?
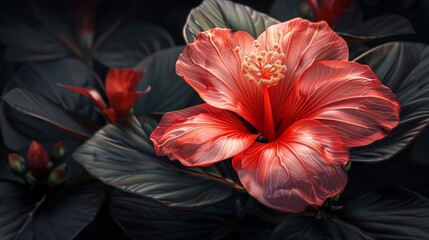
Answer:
150;18;400;213
59;68;149;123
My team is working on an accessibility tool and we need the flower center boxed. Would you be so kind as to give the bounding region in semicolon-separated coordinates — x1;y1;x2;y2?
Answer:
235;41;287;87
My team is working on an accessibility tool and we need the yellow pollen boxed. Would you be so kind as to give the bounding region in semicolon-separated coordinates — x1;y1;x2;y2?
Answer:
236;40;287;87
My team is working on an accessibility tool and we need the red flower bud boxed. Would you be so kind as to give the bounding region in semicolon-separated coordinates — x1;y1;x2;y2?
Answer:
48;163;67;185
27;141;51;180
51;141;67;160
8;153;27;175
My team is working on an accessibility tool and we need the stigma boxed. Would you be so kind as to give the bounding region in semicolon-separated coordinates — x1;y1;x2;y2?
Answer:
235;40;287;87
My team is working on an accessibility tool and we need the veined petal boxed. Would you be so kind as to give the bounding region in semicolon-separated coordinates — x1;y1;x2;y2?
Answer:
232;119;348;213
150;104;259;167
257;18;348;124
176;28;264;131
282;60;400;147
105;68;143;103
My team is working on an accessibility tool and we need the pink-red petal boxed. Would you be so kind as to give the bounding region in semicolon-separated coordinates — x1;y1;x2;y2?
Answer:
176;28;265;131
150;104;259;167
57;83;108;111
281;60;400;147
105;68;143;104
257;18;348;125
232;119;349;213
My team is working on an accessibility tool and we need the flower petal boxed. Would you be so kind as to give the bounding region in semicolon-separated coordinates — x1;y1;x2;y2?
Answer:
257;18;348;124
57;83;108;111
176;28;265;131
150;104;259;167
282;60;400;147
105;68;143;103
232;119;349;213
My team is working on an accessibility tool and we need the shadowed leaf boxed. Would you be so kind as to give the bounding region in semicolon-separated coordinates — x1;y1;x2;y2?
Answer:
350;42;429;162
184;0;279;43
73;116;243;209
133;46;198;115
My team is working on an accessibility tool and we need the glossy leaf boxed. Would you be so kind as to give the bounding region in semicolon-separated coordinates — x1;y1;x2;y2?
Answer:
0;181;44;240
183;0;279;44
350;42;429;162
268;0;362;32
268;0;314;22
133;46;198;115
337;189;429;240
73;116;243;209
30;186;104;240
338;14;415;42
93;22;174;68
270;215;373;240
3;88;94;140
0;59;103;150
109;189;237;240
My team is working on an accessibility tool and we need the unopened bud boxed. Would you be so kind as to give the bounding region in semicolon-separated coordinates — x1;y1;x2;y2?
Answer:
51;141;66;160
48;163;67;185
8;153;27;175
27;141;51;180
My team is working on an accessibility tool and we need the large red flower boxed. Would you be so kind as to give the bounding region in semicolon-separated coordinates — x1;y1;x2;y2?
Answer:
150;18;400;213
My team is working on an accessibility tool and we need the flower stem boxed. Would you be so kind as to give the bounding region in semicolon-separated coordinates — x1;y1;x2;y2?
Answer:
262;86;276;142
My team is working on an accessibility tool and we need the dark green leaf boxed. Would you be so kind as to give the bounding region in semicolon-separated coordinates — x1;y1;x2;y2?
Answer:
338;14;415;41
270;215;373;240
268;0;314;22
73;116;243;209
268;0;362;32
3;88;94;140
337;188;429;240
0;59;103;150
109;189;237;240
0;1;78;62
184;0;279;44
30;186;104;240
93;22;174;68
350;42;429;162
133;46;198;115
0;181;44;240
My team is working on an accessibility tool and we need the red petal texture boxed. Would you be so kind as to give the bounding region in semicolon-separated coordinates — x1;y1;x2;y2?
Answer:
257;18;348;125
57;83;108;111
150;104;259;167
176;28;265;131
232;119;349;213
27;141;51;180
281;60;400;147
105;68;144;121
105;68;143;102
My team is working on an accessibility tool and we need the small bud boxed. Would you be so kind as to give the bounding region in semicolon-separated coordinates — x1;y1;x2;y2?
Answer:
51;141;66;160
27;141;51;180
8;153;27;175
48;163;67;185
